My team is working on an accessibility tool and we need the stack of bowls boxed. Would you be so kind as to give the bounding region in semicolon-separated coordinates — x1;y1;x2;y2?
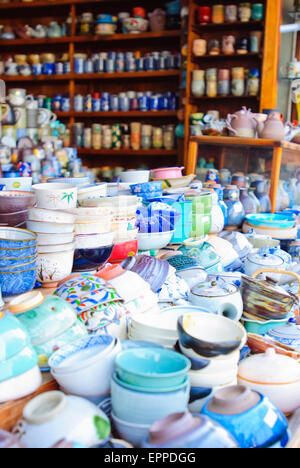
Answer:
49;335;121;404
0;312;42;402
0;177;32;193
111;347;191;447
28;183;77;288
77;183;107;206
0;227;37;297
177;313;247;412
0;191;35;228
69;206;114;272
80;196;140;263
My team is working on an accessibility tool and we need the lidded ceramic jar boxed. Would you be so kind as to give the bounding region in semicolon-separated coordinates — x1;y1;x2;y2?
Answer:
189;278;243;321
267;318;300;351
8;291;87;369
244;251;285;279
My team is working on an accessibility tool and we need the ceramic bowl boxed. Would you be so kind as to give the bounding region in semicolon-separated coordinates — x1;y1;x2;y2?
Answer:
28;207;75;225
109;239;138;264
26;220;74;234
137;231;174;251
0;253;37;268
77;184;108;205
123;17;149;33
47;177;90;186
0;313;31;361
36;249;74;288
0;177;32;192
73;245;114;272
245;214;295;229
0;244;36;259
188;368;238;388
81;196;139;217
113;371;189;394
115;348;191;390
49;335;121;400
178;313;247;359
111;376;190;425
0;191;35;214
119;170;150;184
111;413;150;447
0;365;41;403
75;219;111;236
177;267;207;289
0;267;37;297
75;232;115;250
32;183;77;210
201;386;289;448
130;181;162;194
0;210;28;227
36;232;74;246
0;257;36;272
142;412;238;449
0;345;38;383
37;242;75;254
121;255;169;293
15;392;110;448
0;227;37;249
241;316;288;335
68;206;112;218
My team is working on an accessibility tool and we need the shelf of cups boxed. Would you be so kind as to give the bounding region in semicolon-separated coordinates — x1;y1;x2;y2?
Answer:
0;70;181;82
56;111;178;118
193;21;264;33
0;31;181;47
76;148;178;156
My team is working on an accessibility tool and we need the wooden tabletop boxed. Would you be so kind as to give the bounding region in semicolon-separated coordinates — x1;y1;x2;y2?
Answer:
190;135;300;151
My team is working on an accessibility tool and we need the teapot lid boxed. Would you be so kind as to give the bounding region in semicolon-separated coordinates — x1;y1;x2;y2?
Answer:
247;252;284;267
191;279;238;298
267;318;300;343
238;348;300;384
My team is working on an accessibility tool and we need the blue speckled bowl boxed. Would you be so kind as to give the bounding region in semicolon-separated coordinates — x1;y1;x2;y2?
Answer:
0;267;37;297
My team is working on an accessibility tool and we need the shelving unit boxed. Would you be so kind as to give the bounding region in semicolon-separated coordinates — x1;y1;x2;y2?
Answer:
0;0;183;169
182;0;283;161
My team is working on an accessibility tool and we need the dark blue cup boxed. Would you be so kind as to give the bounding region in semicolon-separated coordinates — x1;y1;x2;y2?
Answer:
139;95;150;112
150;95;160;111
32;63;43;76
42;62;55;75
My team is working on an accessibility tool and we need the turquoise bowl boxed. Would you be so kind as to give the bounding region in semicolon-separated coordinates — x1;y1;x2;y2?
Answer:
201;392;288;448
241;317;288;335
245;214;295;229
115;348;191;390
0;313;31;362
113;371;190;394
0;345;38;383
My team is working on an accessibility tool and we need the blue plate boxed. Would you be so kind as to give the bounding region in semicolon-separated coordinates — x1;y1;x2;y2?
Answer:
246;214;295;229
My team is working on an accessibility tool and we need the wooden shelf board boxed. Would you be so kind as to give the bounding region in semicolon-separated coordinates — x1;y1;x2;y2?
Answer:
192;53;262;62
0;0;157;9
190;95;260;101
0;70;180;82
0;31;181;46
193;21;264;33
57;111;178;118
76;148;178;156
190;135;300;151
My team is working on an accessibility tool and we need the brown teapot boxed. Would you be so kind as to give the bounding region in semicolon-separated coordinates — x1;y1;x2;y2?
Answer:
226;107;257;138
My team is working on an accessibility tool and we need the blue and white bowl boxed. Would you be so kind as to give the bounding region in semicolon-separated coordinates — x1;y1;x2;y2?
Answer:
0;253;37;268
0;258;37;272
0;227;37;249
0;267;37;297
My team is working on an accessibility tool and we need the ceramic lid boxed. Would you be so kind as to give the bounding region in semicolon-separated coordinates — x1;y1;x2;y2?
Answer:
247;252;283;267
267;318;300;342
206;385;261;415
191;280;238;298
238;348;300;384
8;291;45;315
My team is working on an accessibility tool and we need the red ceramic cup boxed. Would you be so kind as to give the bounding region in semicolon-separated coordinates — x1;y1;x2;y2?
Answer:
197;6;211;24
133;7;146;19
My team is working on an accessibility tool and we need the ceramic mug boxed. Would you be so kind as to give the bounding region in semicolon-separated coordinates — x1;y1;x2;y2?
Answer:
38;109;57;127
0;104;10;123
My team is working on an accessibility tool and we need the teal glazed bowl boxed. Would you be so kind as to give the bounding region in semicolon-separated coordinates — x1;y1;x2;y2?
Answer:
241;317;288;335
0;313;31;362
245;214;295;229
0;345;38;383
115;348;191;390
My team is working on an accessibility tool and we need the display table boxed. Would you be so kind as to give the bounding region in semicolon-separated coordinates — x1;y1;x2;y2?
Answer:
186;136;300;213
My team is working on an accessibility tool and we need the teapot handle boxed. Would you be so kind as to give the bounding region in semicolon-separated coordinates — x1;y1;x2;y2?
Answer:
226;114;237;135
252;268;300;301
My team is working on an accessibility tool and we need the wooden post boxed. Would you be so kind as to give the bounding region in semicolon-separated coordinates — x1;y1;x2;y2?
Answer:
270;146;283;213
187;140;198;175
260;0;283;111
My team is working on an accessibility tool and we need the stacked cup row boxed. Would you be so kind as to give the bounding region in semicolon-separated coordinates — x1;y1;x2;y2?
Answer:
111;347;191;447
27;183;78;288
68;206;115;272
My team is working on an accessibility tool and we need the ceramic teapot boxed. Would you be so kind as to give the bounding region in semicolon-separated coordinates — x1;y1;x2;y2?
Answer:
226;107;257;138
267;318;300;351
244;250;286;280
256;110;285;140
189;277;243;321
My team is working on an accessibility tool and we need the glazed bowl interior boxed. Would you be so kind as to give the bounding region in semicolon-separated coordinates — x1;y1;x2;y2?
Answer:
0;227;37;243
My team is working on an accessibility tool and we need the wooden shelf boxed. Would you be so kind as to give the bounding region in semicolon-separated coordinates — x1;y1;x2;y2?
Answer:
0;0;155;9
0;30;181;46
1;70;180;82
189;135;300;150
192;53;262;62
57;111;178;118
190;95;260;101
76;148;178;156
193;21;264;33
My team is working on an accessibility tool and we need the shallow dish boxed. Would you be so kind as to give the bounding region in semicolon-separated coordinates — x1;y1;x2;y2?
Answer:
245;214;296;229
241;316;288;335
115;348;191;389
0;191;35;214
138;231;174;251
27;220;74;235
119;170;150;184
28;207;75;225
32;183;77;210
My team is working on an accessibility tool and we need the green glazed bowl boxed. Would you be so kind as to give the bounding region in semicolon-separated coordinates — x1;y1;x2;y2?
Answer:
241;317;289;335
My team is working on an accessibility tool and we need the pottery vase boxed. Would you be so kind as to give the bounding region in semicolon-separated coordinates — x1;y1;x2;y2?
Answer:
209;191;225;234
223;186;245;228
239;188;257;215
251;180;271;213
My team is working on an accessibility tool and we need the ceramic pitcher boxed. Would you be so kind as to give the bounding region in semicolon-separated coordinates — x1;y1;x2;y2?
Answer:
226;107;257;138
256;111;285;140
